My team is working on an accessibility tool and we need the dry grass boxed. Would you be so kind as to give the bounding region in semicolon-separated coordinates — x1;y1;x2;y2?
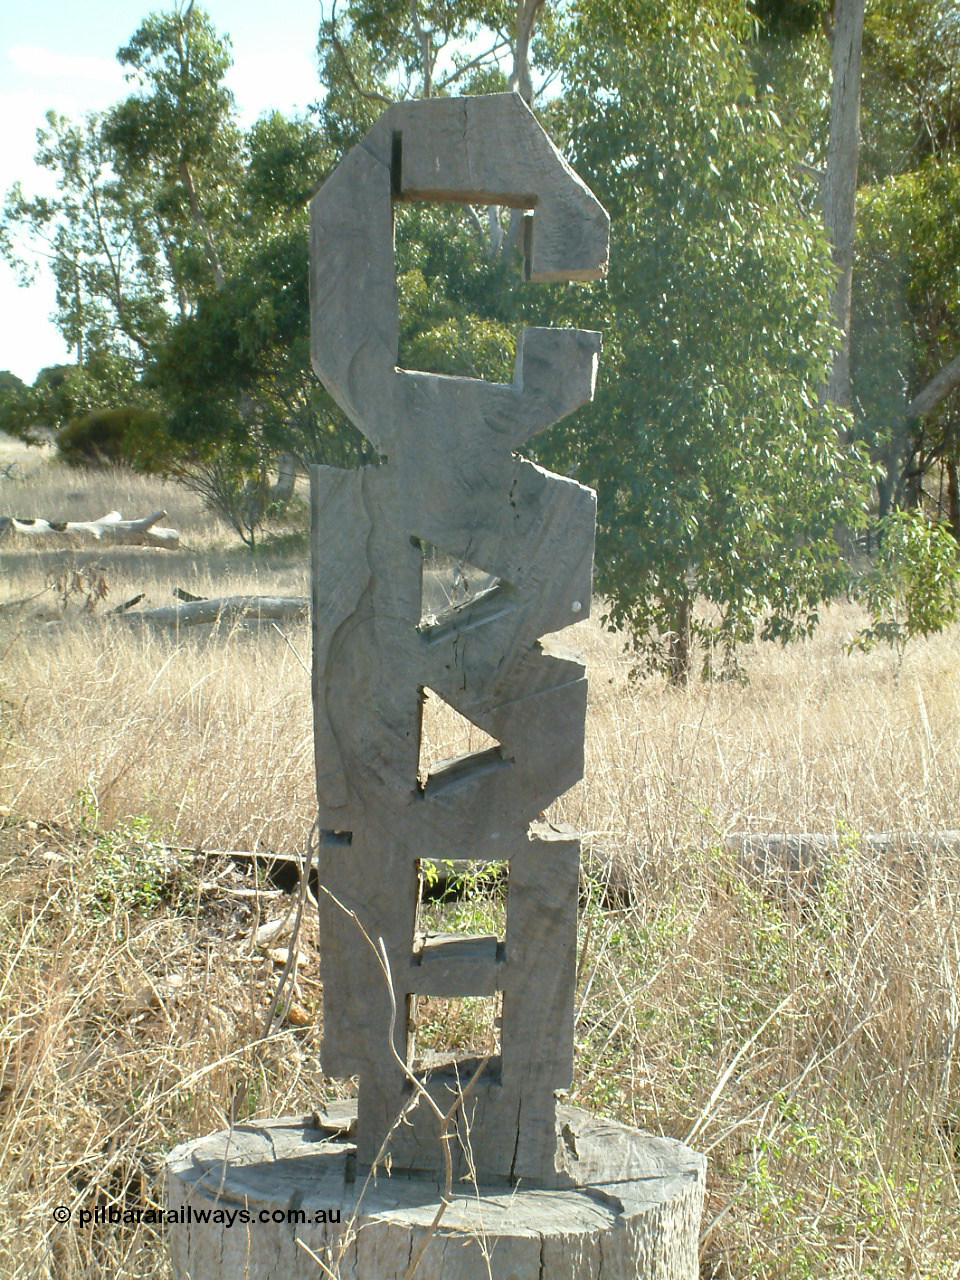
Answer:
2;442;959;1278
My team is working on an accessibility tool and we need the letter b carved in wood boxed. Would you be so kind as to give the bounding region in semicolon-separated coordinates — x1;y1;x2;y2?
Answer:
309;94;609;1186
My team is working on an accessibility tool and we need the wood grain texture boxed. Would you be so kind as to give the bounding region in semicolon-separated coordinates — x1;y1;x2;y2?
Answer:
364;95;609;283
166;1108;705;1280
309;94;620;1186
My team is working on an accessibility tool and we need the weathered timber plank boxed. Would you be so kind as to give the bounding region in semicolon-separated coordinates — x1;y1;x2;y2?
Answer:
364;95;609;282
309;92;621;1190
310;466;371;811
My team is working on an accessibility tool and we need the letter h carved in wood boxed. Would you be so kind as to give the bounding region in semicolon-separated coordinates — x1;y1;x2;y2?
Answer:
309;95;609;1186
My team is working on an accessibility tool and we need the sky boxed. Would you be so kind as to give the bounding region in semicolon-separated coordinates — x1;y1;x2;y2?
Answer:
0;0;325;382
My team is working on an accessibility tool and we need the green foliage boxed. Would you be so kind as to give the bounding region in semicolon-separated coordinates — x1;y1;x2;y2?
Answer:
0;364;116;443
105;5;244;292
861;0;960;179
244;112;333;217
417;859;507;936
75;789;194;917
109;8;237;168
8;0;960;643
3;112;172;381
395;201;522;383
145;210;366;544
55;405;167;469
852;157;960;512
316;0;521;145
0;371;27;405
750;0;825;41
1;7;367;544
546;3;870;680
849;508;960;667
847;2;960;528
0;370;32;441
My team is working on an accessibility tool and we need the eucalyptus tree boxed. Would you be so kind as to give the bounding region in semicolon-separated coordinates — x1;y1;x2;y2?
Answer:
1;110;170;400
313;0;563;385
2;6;356;541
749;0;960;526
543;0;870;682
851;0;960;527
313;0;882;682
104;2;245;295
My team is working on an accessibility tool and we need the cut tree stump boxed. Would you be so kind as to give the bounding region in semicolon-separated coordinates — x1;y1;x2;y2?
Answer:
166;1104;705;1280
0;509;179;549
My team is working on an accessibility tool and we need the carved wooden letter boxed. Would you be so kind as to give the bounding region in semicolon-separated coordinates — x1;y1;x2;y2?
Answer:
310;94;609;1185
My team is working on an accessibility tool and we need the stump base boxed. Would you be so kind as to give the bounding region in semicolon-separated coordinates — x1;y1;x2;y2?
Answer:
166;1103;704;1279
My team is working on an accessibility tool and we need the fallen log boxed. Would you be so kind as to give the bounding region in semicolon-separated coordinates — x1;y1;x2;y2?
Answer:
123;594;309;626
110;593;146;614
0;510;179;549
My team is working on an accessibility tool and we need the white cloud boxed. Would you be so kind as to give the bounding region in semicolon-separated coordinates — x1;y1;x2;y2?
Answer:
9;44;125;87
0;261;70;382
0;92;65;194
226;47;320;122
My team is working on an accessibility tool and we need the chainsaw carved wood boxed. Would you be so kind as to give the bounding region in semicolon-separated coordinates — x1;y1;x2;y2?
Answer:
310;93;609;1186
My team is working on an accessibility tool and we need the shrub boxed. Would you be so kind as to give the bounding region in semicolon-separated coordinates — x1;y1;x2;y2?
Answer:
849;508;960;670
55;405;169;470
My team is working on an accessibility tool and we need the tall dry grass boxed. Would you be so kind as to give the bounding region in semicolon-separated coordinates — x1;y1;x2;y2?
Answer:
1;444;959;1277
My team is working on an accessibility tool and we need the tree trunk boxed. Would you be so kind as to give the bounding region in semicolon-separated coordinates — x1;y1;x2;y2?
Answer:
903;466;923;509
178;159;225;292
166;1108;705;1280
273;452;298;503
667;592;692;687
821;0;865;409
877;469;895;519
122;595;308;626
947;460;960;541
490;1;547;264
508;0;546;106
906;348;960;421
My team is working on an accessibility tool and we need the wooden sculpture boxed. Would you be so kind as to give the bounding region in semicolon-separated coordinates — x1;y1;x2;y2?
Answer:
309;93;609;1186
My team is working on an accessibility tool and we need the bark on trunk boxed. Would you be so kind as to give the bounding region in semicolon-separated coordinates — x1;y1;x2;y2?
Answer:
166;1107;705;1280
178;159;225;292
486;1;547;266
906;348;960;421
821;0;865;409
667;592;692;687
508;0;545;106
877;470;895;519
272;452;298;503
947;460;960;541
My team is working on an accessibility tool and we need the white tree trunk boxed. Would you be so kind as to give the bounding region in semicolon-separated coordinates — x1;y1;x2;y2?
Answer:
906;348;960;421
822;0;866;409
507;0;546;106
273;452;298;503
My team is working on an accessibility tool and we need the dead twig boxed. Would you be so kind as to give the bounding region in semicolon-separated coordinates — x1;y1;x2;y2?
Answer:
227;818;318;1127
